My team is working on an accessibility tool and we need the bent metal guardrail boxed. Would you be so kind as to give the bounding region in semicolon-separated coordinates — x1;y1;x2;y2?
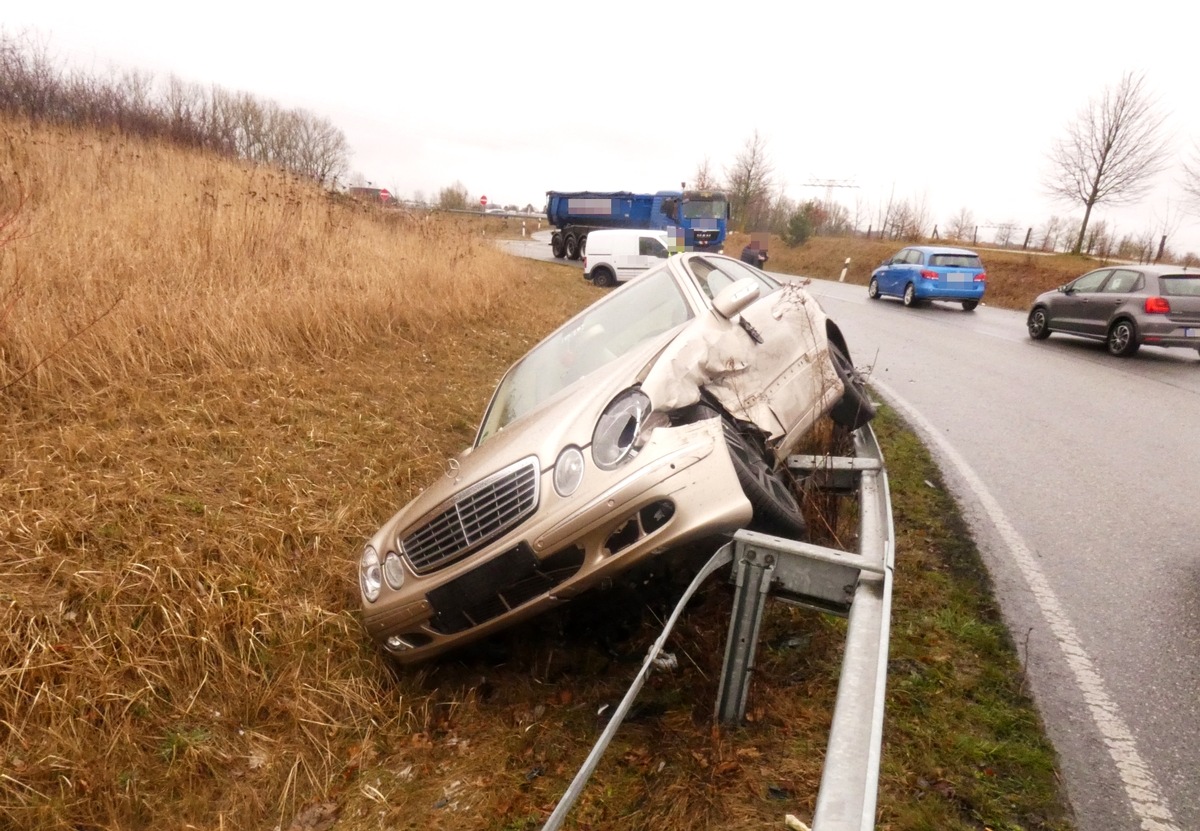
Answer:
541;422;895;831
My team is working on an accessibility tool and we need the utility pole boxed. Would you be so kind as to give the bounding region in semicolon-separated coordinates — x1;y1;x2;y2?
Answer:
799;178;860;206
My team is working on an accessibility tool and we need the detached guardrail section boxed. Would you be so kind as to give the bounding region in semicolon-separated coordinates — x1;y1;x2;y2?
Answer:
542;423;895;831
717;423;895;831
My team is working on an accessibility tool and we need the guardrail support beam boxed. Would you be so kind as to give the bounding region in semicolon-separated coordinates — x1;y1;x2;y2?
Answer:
715;545;777;724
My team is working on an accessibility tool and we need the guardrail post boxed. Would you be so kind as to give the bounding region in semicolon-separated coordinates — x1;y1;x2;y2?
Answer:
715;544;776;724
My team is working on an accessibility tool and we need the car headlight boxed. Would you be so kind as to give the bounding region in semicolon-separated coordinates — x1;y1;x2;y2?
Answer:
592;388;651;470
383;551;405;589
554;446;585;496
359;545;382;602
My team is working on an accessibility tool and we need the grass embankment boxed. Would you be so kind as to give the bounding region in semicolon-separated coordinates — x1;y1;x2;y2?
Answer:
725;230;1111;311
2;115;1071;830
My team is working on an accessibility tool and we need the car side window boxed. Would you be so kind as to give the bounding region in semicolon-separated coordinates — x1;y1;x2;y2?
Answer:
1071;270;1111;293
688;257;776;301
1102;269;1142;293
639;236;668;258
894;249;912;264
910;250;925;265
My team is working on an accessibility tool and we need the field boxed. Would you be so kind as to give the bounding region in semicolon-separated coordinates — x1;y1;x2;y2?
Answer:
2;116;1074;830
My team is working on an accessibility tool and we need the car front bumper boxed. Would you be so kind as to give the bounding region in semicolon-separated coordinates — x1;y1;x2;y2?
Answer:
361;417;753;663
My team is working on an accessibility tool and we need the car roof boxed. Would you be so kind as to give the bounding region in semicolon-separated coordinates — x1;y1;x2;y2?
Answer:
1110;263;1200;276
907;245;980;256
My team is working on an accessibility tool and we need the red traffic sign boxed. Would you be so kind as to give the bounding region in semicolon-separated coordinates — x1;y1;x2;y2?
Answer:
480;195;488;207
379;189;391;201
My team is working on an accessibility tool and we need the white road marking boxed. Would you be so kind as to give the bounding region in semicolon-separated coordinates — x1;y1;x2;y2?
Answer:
870;376;1180;831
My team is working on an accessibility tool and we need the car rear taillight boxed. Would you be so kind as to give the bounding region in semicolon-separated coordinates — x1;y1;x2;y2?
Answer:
920;269;938;280
582;256;588;270
1145;296;1171;314
974;272;987;282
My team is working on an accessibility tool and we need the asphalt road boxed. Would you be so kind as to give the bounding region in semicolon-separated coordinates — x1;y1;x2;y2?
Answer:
504;235;1199;829
801;276;1200;831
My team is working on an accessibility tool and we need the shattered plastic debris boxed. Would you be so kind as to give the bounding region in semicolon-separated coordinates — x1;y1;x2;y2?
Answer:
784;815;811;831
651;651;678;671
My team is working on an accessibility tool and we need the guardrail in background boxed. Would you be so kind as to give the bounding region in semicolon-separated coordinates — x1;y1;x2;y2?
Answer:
541;422;895;831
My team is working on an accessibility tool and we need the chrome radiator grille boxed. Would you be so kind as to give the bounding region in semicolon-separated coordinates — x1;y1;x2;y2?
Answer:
401;457;539;575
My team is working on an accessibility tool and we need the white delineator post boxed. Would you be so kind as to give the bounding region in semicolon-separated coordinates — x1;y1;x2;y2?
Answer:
839;258;851;282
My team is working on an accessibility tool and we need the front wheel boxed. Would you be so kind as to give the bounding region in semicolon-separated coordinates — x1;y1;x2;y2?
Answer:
867;277;881;300
1107;319;1140;357
1027;307;1051;340
961;300;979;312
902;283;918;307
720;417;807;538
828;341;875;430
590;266;615;288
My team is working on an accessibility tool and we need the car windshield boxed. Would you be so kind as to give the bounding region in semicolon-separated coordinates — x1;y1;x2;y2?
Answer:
929;254;983;268
1159;275;1200;296
681;196;727;220
475;267;693;446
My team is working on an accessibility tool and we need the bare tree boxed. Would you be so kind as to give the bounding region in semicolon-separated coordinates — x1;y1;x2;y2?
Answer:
437;181;469;210
946;207;975;241
1044;72;1170;255
724;131;773;231
1036;215;1065;252
1182;141;1200;214
692;156;719;190
994;221;1018;248
1084;218;1112;257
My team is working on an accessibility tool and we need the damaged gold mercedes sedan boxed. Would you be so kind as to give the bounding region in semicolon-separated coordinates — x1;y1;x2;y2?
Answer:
358;253;874;663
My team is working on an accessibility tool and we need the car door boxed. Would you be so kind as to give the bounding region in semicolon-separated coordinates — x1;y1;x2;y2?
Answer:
638;235;669;274
1094;269;1143;333
881;249;911;294
1054;269;1111;334
681;256;834;443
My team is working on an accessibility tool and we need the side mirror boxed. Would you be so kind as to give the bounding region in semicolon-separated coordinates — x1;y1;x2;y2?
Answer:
1057;284;1070;294
712;277;760;319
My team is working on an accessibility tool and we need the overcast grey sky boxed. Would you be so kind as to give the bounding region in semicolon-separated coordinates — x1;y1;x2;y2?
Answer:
8;0;1200;254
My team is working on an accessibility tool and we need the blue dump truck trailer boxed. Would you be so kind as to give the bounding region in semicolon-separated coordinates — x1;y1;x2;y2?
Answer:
545;190;729;260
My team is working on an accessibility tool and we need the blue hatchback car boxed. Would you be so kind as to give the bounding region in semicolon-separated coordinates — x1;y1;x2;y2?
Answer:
868;245;987;311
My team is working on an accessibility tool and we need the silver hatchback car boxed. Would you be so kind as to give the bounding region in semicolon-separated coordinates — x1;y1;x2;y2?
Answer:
1026;264;1200;357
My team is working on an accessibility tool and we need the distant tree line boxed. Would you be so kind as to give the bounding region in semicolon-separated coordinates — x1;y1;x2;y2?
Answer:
705;73;1200;261
0;31;349;186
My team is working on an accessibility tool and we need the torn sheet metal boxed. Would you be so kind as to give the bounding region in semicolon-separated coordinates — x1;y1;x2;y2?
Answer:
641;280;844;459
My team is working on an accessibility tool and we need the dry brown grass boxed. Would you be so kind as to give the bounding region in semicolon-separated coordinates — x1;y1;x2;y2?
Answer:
1;115;1070;831
0;117;542;399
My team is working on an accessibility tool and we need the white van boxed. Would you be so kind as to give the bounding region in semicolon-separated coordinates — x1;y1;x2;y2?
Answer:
582;229;670;288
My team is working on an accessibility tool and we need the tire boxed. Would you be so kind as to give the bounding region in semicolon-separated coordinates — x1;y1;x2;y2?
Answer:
867;277;881;300
1027;306;1051;340
591;266;615;288
902;283;918;307
961;300;979;312
1107;319;1140;357
551;234;566;259
719;416;807;538
579;235;587;257
828;341;876;430
565;234;580;261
